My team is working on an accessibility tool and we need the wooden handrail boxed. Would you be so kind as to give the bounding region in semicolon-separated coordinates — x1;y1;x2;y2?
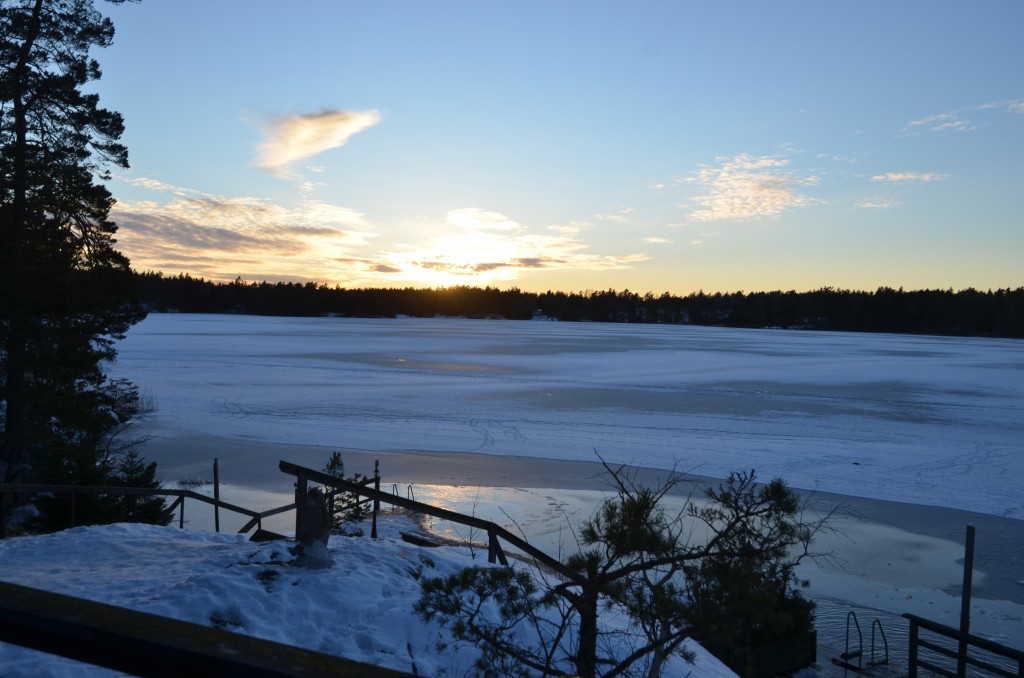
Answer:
0;484;292;537
903;614;1024;662
279;460;581;582
904;613;1024;678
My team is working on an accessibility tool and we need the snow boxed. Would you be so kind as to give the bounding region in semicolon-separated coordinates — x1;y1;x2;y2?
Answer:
0;518;738;677
3;313;1024;675
110;314;1024;518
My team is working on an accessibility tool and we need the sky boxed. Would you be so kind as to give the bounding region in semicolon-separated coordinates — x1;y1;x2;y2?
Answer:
92;1;1024;294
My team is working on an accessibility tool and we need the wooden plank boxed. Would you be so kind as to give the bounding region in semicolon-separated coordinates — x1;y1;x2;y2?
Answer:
0;581;414;677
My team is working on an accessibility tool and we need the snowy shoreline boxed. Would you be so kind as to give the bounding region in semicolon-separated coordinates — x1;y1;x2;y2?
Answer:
137;429;1024;609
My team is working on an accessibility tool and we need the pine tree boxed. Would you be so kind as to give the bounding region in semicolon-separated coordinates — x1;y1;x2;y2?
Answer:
1;0;162;530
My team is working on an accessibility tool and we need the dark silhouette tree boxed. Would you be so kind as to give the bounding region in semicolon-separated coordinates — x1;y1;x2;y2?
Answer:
1;0;162;529
416;463;834;678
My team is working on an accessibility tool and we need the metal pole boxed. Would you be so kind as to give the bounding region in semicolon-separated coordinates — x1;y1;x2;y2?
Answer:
957;524;975;677
213;458;220;533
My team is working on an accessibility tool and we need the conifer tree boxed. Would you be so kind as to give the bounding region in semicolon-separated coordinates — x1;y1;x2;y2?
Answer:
1;0;161;529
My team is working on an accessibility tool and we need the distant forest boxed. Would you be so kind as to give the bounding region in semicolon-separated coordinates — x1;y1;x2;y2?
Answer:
136;272;1024;338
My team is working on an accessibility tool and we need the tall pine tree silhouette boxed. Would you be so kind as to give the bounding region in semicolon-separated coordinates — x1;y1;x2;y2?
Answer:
1;0;164;529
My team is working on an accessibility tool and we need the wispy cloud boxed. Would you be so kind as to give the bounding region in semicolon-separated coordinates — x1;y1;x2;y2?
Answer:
870;172;946;183
112;181;648;287
596;207;635;224
685;153;820;222
904;114;975;135
256;109;381;177
112;183;375;281
902;99;1024;136
446;208;520;231
364;208;648;284
855;198;902;210
643;236;672;244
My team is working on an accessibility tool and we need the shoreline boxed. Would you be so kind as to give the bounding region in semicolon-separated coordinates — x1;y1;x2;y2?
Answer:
140;430;1024;607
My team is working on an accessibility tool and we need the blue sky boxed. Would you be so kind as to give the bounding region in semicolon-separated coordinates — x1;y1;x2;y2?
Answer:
97;1;1023;294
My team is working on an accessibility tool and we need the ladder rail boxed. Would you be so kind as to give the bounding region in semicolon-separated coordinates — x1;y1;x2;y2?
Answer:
841;610;865;667
869;618;889;667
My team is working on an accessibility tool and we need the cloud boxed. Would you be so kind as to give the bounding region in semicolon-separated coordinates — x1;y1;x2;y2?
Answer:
111;185;375;281
256;109;381;177
643;237;672;244
902;99;1024;136
685;153;820;222
870;172;946;183
856;198;902;210
904;113;975;135
111;182;648;287
363;208;648;284
447;208;520;231
596;208;634;224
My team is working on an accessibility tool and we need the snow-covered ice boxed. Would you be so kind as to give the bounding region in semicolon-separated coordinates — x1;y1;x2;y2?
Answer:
111;314;1024;518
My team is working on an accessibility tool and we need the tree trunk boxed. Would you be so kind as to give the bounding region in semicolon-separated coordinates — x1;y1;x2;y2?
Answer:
1;0;44;484
576;585;599;678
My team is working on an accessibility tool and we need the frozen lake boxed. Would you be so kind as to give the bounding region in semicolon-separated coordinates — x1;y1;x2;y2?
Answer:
111;313;1024;520
108;314;1024;661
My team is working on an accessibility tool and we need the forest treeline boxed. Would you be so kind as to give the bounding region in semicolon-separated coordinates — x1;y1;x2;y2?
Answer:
136;272;1024;338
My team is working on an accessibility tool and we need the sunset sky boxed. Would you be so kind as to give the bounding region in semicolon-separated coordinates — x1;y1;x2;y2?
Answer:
97;1;1023;294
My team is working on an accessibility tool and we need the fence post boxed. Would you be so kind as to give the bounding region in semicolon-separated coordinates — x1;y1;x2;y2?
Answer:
295;472;308;538
179;496;185;529
487;526;508;566
907;618;918;678
957;525;975;677
213;458;221;533
371;460;380;539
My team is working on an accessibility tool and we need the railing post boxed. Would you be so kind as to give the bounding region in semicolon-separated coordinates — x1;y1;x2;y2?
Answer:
295;472;308;538
371;460;380;539
957;524;975;678
907;618;918;678
487;526;508;566
179;496;185;529
213;458;220;533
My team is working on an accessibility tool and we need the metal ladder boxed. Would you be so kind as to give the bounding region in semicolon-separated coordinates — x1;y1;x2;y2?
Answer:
831;611;889;674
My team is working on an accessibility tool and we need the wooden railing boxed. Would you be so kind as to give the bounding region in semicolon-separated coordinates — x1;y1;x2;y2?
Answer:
0;483;294;539
904;613;1024;678
279;460;581;582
